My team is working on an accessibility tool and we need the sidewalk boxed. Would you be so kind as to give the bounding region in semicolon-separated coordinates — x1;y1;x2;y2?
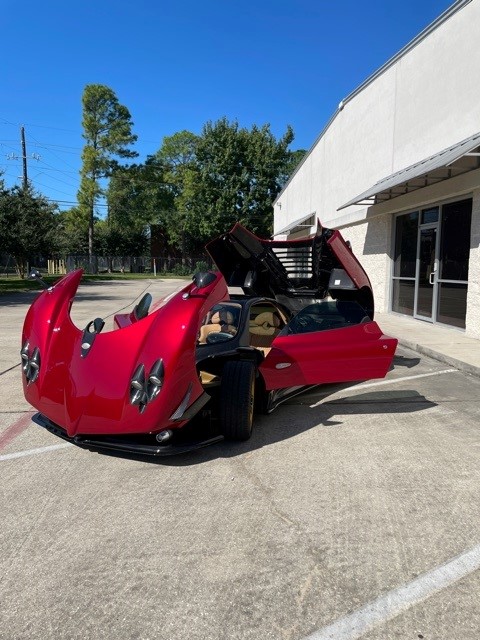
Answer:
375;311;480;378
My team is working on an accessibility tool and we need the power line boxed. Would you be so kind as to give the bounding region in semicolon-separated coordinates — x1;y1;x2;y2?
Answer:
0;116;78;134
49;199;108;207
28;131;80;173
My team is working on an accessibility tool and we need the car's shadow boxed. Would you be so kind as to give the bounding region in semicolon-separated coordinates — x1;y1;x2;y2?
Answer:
393;354;421;368
93;382;436;467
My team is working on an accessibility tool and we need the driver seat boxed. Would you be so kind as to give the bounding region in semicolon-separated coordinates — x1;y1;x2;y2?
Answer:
198;310;236;344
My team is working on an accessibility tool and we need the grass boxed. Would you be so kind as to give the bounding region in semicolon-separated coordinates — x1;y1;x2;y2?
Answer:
0;271;190;295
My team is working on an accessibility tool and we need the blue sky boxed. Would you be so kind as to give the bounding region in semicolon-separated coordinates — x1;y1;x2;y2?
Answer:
1;0;454;210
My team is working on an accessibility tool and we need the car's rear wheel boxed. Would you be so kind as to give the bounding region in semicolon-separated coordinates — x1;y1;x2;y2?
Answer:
220;360;256;441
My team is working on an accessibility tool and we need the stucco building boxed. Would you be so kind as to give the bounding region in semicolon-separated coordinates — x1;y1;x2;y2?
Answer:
274;0;480;338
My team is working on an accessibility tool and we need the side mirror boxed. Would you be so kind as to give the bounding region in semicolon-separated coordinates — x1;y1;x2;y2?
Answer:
133;293;152;320
28;269;48;290
193;271;216;289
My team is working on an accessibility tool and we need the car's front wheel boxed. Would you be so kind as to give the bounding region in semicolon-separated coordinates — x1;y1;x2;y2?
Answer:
220;360;256;441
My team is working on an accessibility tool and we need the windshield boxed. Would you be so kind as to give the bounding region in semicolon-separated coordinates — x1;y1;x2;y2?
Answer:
280;300;370;335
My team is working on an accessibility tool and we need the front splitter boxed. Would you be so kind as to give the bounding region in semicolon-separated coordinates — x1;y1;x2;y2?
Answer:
32;413;224;457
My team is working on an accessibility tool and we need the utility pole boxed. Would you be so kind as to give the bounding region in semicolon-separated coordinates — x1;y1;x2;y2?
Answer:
21;126;28;190
6;126;40;189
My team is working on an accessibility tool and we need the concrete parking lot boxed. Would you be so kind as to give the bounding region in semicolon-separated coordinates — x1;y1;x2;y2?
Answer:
1;279;479;640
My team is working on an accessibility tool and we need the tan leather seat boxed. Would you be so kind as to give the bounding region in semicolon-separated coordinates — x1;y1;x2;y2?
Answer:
198;310;236;344
249;311;281;348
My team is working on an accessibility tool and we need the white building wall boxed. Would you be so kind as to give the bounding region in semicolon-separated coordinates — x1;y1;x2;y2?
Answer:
275;0;480;232
341;216;392;316
466;190;480;339
392;7;480;167
275;0;480;336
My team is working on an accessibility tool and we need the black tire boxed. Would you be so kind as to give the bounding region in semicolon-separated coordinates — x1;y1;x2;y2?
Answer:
220;361;256;441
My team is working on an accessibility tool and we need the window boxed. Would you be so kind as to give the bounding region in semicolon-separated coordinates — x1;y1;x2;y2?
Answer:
392;211;418;315
394;211;418;278
437;198;472;328
421;207;439;224
439;199;472;282
282;301;369;335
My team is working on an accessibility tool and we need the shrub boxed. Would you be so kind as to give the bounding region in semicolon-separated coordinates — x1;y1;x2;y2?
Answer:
172;263;192;276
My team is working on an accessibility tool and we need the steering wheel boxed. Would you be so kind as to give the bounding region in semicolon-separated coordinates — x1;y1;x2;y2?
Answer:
206;332;234;344
292;314;323;333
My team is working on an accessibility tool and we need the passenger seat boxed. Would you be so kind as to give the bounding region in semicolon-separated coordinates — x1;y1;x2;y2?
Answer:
249;311;281;348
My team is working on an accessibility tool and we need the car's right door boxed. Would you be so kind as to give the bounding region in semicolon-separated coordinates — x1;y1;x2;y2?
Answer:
259;301;397;391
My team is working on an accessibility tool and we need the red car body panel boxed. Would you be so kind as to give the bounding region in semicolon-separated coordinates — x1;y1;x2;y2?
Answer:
260;322;397;390
325;230;371;291
205;221;375;316
22;269;228;437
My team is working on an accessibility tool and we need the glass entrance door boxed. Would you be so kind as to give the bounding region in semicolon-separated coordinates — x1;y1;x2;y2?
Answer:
393;200;472;329
415;224;438;321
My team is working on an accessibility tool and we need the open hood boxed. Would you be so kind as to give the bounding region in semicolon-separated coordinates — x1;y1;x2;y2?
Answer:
206;222;375;317
21;269;228;437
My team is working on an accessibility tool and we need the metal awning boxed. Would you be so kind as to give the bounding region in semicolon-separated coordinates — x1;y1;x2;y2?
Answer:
338;132;480;210
273;213;314;236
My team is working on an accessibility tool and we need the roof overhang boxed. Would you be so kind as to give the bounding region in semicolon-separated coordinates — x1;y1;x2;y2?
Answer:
273;213;314;236
338;132;480;210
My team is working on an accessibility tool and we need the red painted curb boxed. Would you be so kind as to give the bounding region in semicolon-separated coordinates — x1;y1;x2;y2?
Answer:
0;413;34;452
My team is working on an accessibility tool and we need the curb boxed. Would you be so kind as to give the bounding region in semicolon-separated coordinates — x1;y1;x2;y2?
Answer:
397;338;480;379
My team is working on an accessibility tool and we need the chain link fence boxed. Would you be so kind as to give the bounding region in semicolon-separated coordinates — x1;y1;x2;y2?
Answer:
64;255;212;275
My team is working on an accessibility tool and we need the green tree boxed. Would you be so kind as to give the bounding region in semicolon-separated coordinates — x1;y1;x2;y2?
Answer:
95;219;148;269
0;184;59;278
280;148;307;187
182;118;295;242
106;158;174;267
155;130;200;254
56;206;90;255
107;157;173;229
78;84;138;271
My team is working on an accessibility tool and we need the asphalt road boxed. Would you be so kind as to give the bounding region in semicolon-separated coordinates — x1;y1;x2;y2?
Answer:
1;279;479;640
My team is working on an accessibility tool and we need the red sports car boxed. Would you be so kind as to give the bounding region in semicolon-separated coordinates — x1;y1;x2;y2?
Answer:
22;222;397;455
